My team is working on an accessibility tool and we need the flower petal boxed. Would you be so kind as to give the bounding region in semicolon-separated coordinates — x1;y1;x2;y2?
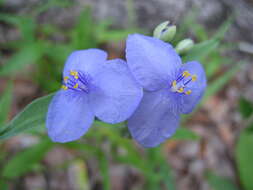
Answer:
63;49;107;76
46;90;94;142
128;90;180;148
179;61;207;114
126;34;182;91
89;59;143;124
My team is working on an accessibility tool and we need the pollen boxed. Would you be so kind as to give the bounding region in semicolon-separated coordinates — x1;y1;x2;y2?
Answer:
61;85;68;90
172;80;177;87
73;83;79;88
185;90;192;95
64;76;69;82
177;87;184;93
70;70;78;79
192;75;197;81
182;71;191;77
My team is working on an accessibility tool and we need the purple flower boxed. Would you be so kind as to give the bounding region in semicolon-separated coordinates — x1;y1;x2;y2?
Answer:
46;49;143;143
126;34;207;147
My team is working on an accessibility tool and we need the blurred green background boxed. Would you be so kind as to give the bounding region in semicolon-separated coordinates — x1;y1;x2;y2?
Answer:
0;0;253;190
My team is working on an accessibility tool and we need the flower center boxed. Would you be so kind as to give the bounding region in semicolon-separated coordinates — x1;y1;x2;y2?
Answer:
170;70;197;95
61;70;90;93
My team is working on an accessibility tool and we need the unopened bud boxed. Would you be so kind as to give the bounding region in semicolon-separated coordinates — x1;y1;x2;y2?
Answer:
175;39;194;54
153;21;177;42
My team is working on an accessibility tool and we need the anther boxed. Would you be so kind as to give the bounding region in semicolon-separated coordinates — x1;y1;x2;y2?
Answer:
62;85;68;90
185;90;192;95
172;80;177;87
191;75;197;82
62;70;90;93
64;76;69;82
182;71;191;77
70;70;78;79
177;87;184;93
73;83;78;89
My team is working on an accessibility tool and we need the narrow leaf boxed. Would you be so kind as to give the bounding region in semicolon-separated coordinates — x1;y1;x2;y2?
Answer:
236;128;253;190
206;172;239;190
2;139;53;179
239;98;253;119
203;64;240;101
0;94;54;140
171;128;200;141
0;83;12;125
0;43;43;76
183;39;219;62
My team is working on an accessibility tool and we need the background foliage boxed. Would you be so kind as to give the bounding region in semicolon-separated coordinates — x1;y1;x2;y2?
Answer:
0;0;252;189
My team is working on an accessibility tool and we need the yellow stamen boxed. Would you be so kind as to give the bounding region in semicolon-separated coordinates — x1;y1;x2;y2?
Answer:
172;80;177;87
70;70;78;79
177;87;184;93
182;71;191;77
185;90;192;95
73;83;79;89
61;85;68;90
64;76;69;82
70;70;77;76
192;75;197;82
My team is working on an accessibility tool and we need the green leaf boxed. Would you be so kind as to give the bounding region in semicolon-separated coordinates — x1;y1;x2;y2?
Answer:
71;8;97;49
145;148;176;190
0;14;36;42
0;13;23;26
33;0;72;15
0;0;5;6
0;43;43;76
213;17;233;41
239;98;253;119
171;128;200;141
97;28;139;43
236;128;253;190
0;179;8;190
17;17;36;43
2;139;53;179
182;39;219;62
69;160;90;190
205;52;232;78
206;172;239;190
0;94;54;140
98;152;111;190
203;64;240;101
0;83;13;125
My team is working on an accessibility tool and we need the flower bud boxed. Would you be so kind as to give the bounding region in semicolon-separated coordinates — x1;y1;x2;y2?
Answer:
175;38;194;54
153;21;177;42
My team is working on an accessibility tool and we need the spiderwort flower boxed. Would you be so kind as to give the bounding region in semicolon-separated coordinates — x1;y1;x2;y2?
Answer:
46;49;143;143
126;34;206;147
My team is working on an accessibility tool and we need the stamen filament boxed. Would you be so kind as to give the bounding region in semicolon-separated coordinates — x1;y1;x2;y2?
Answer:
171;70;197;95
62;70;90;93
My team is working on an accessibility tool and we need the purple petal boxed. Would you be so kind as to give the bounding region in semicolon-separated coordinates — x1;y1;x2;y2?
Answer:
179;61;207;114
126;34;182;91
128;90;180;148
88;59;143;124
46;90;94;142
63;49;107;77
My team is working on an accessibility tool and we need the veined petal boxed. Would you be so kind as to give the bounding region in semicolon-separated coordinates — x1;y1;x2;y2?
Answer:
46;90;94;142
179;61;207;114
63;49;107;77
126;34;182;91
89;59;143;124
128;90;180;148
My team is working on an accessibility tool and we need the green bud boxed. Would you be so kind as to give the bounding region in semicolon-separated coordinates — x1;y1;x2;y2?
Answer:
175;38;194;54
153;21;177;42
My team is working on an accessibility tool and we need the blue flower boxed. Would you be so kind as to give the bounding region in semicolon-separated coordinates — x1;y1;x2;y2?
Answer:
126;34;207;147
46;49;143;143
